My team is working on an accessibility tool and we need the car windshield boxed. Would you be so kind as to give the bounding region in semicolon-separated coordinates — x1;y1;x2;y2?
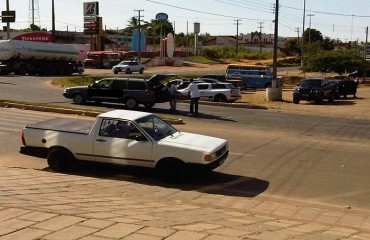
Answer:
136;115;178;141
300;80;322;87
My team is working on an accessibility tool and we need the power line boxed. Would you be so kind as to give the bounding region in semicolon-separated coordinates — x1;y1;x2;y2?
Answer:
144;0;272;21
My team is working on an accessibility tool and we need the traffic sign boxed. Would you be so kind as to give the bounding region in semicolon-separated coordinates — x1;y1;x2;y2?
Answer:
156;12;168;22
1;11;16;23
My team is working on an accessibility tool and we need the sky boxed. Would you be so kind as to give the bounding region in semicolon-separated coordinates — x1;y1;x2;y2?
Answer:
4;0;370;42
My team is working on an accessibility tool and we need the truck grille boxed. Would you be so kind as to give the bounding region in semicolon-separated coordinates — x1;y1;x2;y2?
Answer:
216;145;227;157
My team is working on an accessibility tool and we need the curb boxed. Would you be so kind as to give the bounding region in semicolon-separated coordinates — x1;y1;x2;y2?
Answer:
0;102;185;124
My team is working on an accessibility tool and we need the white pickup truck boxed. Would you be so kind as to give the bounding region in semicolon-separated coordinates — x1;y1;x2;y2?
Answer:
178;82;241;102
21;110;228;182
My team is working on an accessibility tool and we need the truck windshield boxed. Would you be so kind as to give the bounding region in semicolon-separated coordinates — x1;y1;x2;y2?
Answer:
136;115;178;141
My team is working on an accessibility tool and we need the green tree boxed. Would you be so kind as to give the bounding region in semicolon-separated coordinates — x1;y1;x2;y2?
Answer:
303;28;323;43
283;38;301;56
303;49;367;74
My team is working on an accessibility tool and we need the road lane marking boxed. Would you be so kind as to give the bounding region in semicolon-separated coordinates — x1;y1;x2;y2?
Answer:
229;152;255;157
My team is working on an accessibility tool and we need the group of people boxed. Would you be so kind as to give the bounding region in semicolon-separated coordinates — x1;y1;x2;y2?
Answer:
168;78;200;116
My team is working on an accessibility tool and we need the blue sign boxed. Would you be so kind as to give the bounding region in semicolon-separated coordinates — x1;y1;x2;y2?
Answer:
156;13;168;22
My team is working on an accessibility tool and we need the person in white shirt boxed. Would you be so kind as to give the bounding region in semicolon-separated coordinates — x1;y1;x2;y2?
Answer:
187;78;200;115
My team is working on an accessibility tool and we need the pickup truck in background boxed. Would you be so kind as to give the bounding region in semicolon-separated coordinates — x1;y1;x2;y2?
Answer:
112;60;145;74
178;82;241;102
21;110;229;183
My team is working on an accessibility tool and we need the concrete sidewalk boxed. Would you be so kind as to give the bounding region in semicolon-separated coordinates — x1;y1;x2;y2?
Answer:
0;167;369;240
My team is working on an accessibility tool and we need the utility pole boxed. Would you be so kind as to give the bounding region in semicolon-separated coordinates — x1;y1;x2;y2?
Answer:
134;9;144;61
301;0;306;67
258;22;264;53
234;19;241;58
6;0;10;39
307;14;314;60
266;0;282;101
364;27;368;82
296;27;300;43
52;0;55;43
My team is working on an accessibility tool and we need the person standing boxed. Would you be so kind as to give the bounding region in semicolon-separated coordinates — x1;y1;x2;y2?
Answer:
187;78;200;115
169;82;178;111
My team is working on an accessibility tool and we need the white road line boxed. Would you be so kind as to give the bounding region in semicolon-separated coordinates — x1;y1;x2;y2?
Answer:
229;152;255;157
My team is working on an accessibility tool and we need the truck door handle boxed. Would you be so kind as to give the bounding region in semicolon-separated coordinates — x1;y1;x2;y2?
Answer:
96;139;106;142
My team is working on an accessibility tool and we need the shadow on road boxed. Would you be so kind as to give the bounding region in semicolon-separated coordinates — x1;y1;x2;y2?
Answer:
39;160;269;198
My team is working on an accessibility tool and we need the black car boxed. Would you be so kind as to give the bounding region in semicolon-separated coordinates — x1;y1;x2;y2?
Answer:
328;79;358;99
293;78;335;104
63;75;171;109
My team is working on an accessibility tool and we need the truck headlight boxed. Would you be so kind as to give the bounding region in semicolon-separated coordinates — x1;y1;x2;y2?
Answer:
204;153;217;162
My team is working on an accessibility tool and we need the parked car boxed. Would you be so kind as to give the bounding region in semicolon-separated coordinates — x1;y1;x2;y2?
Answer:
293;78;335;104
198;74;226;82
196;78;221;84
112;60;145;74
178;82;241;102
21;110;229;183
63;75;172;109
199;74;244;89
348;70;370;79
328;79;358;99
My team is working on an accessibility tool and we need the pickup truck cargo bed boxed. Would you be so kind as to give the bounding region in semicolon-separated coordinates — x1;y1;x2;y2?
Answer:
26;118;94;135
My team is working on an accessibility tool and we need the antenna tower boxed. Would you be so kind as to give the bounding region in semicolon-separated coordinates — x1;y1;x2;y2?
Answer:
29;0;41;28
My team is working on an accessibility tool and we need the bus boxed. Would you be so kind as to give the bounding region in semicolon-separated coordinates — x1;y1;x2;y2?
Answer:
225;64;278;89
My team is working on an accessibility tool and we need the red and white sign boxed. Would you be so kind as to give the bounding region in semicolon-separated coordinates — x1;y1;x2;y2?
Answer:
12;32;52;42
84;22;97;28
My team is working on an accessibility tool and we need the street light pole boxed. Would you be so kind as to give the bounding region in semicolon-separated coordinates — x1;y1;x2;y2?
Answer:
52;0;55;43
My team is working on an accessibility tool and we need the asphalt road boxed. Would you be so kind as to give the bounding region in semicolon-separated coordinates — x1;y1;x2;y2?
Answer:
1;75;370;214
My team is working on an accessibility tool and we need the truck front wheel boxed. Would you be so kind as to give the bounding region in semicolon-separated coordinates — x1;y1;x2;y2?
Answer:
47;148;75;172
156;159;186;183
125;97;138;109
73;94;86;104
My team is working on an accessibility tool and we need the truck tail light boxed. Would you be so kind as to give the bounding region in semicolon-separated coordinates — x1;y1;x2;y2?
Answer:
21;130;27;146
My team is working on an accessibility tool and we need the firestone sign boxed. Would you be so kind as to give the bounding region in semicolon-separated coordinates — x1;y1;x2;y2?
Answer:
12;32;52;42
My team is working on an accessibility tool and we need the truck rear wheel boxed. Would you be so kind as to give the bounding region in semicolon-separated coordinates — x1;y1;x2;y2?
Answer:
17;63;29;75
47;148;75;172
139;68;144;74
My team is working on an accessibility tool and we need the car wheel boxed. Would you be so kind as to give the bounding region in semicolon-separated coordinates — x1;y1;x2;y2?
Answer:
293;96;300;104
144;103;155;110
113;69;118;74
214;94;227;102
265;82;272;88
125;97;138;109
47;148;75;172
156;159;186;183
328;92;334;102
315;95;323;104
139;68;144;74
125;69;132;74
73;94;86;104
